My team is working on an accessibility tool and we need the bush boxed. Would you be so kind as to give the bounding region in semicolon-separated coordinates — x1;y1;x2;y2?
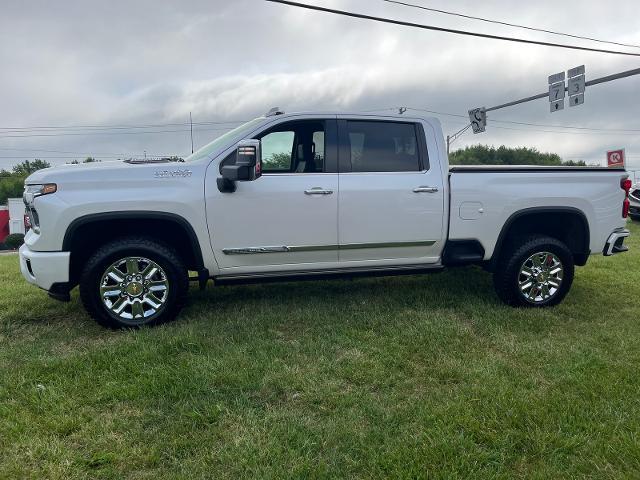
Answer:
4;233;24;250
0;243;8;251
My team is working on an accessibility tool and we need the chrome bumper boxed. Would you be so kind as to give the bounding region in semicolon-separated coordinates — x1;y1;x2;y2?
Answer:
603;228;630;256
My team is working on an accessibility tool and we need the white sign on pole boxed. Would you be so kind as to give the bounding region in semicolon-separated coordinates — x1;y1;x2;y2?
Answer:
568;65;585;108
570;94;584;107
567;65;585;78
468;107;486;134
568;75;585;96
549;81;566;102
548;72;565;113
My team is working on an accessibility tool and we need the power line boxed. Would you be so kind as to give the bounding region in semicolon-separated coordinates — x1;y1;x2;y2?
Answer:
0;126;235;140
264;0;640;57
381;0;640;50
0;119;247;132
370;106;640;133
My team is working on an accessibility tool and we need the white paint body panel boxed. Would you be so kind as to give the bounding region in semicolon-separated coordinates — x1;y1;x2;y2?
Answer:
448;169;629;259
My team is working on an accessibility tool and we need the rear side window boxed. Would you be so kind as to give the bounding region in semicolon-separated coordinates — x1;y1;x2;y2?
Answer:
345;121;422;172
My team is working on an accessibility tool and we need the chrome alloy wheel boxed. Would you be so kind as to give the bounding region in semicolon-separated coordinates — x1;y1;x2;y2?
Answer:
518;251;563;304
99;257;169;322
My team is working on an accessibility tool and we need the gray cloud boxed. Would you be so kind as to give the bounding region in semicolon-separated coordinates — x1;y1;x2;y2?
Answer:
1;0;639;173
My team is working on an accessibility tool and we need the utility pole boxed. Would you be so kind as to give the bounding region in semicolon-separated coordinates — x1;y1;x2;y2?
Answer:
190;112;194;154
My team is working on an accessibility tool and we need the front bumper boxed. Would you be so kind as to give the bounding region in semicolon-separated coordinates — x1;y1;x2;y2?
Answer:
19;245;71;292
603;228;630;256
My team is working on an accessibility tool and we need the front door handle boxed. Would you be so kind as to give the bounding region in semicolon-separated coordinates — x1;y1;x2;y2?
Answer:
305;187;333;195
413;186;439;193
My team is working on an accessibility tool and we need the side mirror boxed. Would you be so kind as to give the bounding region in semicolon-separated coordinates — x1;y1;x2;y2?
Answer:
218;139;262;193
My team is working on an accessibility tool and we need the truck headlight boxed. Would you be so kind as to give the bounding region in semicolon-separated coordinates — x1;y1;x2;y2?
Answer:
23;183;57;205
23;183;56;234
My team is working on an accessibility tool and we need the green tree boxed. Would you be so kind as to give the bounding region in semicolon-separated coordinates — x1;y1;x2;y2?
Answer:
12;159;51;176
450;145;582;166
263;152;291;170
0;175;25;204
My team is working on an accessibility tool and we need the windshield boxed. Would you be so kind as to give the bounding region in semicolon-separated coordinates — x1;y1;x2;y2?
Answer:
183;118;265;163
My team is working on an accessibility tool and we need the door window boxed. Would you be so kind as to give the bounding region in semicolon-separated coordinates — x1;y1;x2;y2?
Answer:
261;131;295;171
345;121;422;172
259;121;326;173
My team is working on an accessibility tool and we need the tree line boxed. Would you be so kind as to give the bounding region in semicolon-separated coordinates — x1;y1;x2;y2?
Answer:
449;145;587;166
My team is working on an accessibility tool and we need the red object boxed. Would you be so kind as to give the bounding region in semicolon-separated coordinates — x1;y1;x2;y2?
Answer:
0;209;9;243
607;149;625;168
621;178;632;218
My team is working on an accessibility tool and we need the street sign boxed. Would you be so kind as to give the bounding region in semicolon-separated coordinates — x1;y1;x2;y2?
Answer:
568;75;585;96
548;73;565;113
567;65;585;109
548;72;565;84
570;93;584;107
568;65;585;78
607;149;625;168
549;81;565;102
468;107;486;134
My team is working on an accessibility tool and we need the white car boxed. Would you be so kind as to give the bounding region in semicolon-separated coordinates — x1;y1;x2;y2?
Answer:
629;183;640;220
19;109;631;328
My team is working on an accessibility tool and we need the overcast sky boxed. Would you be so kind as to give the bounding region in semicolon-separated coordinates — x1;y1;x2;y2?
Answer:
1;0;639;174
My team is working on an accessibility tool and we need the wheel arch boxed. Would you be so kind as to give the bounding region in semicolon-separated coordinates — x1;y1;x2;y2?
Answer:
63;211;205;283
489;207;590;269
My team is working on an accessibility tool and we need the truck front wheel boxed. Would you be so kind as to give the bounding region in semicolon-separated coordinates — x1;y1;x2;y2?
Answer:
79;237;189;328
493;235;574;307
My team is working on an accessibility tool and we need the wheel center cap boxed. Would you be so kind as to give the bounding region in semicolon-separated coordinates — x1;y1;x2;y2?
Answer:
536;272;547;282
126;282;143;297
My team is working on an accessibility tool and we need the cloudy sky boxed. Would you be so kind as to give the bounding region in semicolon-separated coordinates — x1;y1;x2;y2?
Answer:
1;0;639;175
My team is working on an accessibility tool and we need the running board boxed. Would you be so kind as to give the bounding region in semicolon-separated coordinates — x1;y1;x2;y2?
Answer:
213;264;444;286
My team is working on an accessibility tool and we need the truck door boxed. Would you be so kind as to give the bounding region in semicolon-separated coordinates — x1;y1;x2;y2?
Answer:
206;118;340;273
337;119;445;264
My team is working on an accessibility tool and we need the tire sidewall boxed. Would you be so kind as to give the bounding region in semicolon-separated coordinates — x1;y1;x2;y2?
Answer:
508;238;574;307
80;240;187;328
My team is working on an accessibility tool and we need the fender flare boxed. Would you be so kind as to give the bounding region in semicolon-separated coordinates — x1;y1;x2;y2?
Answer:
62;211;205;270
490;206;590;266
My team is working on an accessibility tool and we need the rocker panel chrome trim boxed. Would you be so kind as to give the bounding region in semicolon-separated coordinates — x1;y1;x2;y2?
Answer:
222;240;436;255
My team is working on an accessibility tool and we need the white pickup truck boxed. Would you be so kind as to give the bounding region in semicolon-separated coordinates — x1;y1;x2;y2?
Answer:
19;109;632;328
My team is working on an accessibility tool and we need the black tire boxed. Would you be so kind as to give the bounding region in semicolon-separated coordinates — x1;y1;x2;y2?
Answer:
493;235;574;307
79;237;189;329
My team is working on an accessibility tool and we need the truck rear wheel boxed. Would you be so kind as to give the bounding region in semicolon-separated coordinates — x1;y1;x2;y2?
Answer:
493;235;574;307
79;237;188;329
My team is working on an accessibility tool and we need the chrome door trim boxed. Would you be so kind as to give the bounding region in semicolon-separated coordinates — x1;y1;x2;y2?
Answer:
222;240;436;255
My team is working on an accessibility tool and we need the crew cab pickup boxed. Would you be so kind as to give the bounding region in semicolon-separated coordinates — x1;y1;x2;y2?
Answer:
19;109;632;328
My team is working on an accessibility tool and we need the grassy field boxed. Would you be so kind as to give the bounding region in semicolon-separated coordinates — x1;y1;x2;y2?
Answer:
1;222;639;479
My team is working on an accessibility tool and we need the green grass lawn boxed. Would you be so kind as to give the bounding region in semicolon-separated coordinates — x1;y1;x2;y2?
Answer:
1;222;639;479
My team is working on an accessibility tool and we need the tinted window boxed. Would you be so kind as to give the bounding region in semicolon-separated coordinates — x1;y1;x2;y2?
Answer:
345;121;421;172
261;131;295;171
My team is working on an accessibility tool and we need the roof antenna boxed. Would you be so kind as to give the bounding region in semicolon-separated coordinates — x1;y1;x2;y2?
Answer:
398;107;407;115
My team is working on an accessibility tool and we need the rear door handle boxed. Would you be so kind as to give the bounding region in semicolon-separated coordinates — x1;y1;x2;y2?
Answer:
413;186;439;193
304;187;333;195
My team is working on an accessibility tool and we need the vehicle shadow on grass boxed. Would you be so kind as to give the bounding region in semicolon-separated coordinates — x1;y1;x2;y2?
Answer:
184;265;577;335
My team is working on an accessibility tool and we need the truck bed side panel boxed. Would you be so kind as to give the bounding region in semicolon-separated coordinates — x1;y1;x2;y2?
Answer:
448;170;628;260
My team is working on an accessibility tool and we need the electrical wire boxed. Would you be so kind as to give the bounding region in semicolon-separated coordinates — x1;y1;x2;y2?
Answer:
264;0;640;57
381;0;640;49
